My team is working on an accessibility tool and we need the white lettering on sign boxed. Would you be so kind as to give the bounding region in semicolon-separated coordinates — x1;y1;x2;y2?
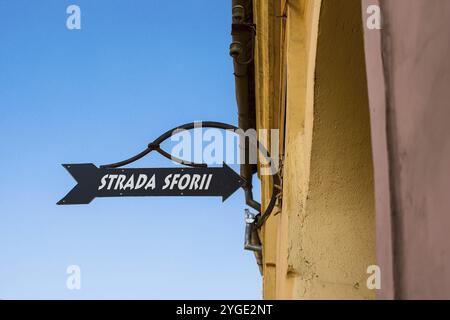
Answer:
162;173;213;191
98;173;212;191
136;174;147;189
98;174;156;191
145;175;156;190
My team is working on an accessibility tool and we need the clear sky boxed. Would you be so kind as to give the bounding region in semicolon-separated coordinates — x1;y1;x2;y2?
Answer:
0;0;262;299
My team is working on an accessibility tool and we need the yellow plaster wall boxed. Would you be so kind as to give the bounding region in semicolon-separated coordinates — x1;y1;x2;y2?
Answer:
253;0;376;299
253;0;284;299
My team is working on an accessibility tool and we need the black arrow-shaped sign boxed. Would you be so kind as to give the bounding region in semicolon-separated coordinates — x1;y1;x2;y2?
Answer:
57;163;244;205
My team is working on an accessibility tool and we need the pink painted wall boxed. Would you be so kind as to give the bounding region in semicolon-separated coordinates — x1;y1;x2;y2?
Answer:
363;0;450;299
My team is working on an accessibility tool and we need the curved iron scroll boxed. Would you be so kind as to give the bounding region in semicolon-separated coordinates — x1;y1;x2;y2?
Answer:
100;121;280;229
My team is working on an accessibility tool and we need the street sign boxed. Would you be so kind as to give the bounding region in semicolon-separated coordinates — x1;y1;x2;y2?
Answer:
57;163;244;205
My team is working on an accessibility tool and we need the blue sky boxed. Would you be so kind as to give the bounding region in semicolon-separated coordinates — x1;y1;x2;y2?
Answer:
0;0;261;299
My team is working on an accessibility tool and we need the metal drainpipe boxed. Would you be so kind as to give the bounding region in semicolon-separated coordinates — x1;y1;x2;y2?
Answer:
230;0;263;273
230;0;258;212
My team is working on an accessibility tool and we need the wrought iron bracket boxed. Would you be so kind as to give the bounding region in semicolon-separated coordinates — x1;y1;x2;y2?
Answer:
100;121;281;233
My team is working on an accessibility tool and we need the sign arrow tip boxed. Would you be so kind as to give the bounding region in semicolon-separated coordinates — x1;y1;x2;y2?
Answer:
221;163;245;202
